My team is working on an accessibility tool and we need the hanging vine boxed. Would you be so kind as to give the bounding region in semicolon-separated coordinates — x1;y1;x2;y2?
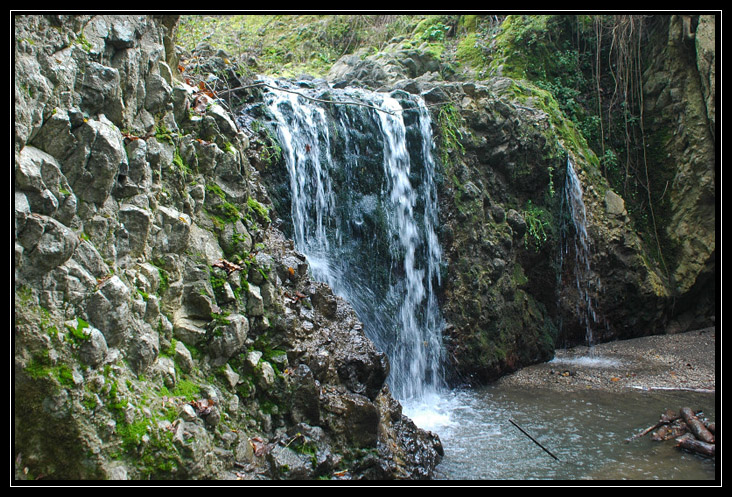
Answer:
592;15;668;277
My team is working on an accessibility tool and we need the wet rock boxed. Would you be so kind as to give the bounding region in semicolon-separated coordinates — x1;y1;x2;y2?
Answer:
30;107;78;161
16;146;74;220
310;282;338;318
173;317;208;347
180;403;197;421
128;327;159;374
221;363;240;388
268;444;314;480
322;390;380;449
144;72;172;114
220;220;252;256
119;204;152;256
86;276;132;347
256;361;277;389
506;208;526;238
287;364;321;425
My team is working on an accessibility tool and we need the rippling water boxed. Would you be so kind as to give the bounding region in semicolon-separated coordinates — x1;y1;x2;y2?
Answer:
404;386;716;481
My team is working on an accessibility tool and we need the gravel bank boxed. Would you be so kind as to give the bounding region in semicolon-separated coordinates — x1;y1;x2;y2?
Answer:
494;328;717;394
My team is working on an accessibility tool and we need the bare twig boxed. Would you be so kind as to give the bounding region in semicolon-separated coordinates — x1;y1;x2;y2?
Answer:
509;419;561;462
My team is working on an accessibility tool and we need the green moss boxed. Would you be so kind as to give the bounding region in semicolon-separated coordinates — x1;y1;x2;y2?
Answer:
75;32;92;52
150;259;170;295
65;317;91;342
24;358;75;389
206;183;242;225
154;122;175;145
507;79;600;172
512;264;529;286
247;197;271;224
435;102;466;169
456;33;485;69
171;379;200;402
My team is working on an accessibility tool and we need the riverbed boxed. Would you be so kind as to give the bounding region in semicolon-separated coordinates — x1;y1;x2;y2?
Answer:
403;328;718;482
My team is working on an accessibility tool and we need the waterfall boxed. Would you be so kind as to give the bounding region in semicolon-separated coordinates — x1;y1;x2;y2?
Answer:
262;80;445;403
560;157;599;351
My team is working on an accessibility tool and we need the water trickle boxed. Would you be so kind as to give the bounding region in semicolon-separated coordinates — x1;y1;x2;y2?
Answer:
262;80;445;403
560;157;601;351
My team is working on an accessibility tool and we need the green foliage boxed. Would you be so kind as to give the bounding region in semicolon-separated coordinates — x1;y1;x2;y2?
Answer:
456;33;486;70
523;200;551;252
436;103;465;167
159;378;200;402
172;149;193;180
178;15;430;78
75;32;92;52
415;18;451;43
150;259;170;295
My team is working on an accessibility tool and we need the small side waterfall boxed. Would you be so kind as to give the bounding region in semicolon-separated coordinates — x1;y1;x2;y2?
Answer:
560;157;600;351
262;80;445;403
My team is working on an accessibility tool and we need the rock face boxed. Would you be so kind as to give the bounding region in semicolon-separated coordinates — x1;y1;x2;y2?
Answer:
640;15;716;325
318;15;715;386
14;15;442;480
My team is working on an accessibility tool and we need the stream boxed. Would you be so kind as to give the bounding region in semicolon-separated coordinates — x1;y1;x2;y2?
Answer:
404;386;716;481
254;80;716;482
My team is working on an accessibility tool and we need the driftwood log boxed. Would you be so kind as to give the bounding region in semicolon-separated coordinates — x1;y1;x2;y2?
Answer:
626;407;715;458
680;407;715;444
676;434;715;457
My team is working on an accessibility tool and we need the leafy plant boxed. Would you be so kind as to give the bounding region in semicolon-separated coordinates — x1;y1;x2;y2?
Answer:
523;200;551;252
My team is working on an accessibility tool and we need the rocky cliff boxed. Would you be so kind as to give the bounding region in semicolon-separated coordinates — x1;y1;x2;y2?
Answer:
13;13;716;479
322;14;716;384
14;14;442;480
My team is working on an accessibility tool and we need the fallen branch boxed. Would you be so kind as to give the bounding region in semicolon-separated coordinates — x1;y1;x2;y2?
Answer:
625;409;681;442
680;407;715;444
627;407;716;458
625;420;670;443
676;433;715;457
509;419;560;462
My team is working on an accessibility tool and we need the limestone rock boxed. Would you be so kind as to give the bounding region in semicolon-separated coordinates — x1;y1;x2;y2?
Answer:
247;284;264;316
208;314;249;366
79;326;108;367
63;115;127;205
604;189;626;216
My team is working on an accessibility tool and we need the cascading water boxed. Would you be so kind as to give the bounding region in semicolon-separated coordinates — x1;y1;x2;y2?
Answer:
559;157;600;352
254;86;715;481
261;80;445;405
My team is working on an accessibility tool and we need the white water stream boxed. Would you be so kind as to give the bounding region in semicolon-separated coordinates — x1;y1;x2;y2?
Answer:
260;83;715;480
263;80;445;404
